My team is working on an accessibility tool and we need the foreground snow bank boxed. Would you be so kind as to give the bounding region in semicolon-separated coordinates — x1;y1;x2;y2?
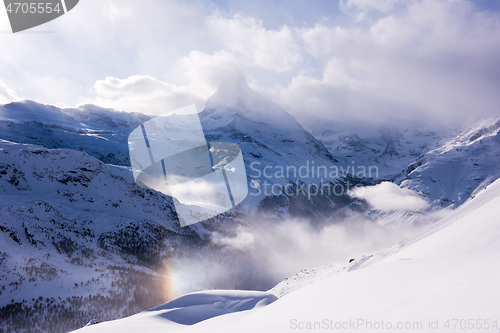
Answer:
73;290;277;332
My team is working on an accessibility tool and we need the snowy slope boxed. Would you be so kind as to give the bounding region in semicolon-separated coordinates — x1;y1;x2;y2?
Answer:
78;178;500;333
238;178;500;333
400;117;500;207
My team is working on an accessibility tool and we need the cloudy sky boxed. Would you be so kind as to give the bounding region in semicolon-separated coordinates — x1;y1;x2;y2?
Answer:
0;0;499;125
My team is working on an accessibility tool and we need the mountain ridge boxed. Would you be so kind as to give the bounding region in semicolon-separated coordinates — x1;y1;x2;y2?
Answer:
1;80;500;332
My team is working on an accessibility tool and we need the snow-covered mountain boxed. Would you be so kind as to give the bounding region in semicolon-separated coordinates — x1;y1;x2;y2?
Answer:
304;117;457;180
199;72;365;219
201;73;336;170
0;139;204;332
0;101;150;166
400;117;500;207
75;176;500;333
1;75;500;333
306;115;500;209
1;79;366;223
0;80;364;332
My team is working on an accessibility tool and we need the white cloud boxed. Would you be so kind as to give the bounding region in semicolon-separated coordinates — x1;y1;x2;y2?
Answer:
170;214;428;297
270;0;500;126
90;75;203;115
0;0;208;108
173;50;241;99
0;79;19;104
205;217;422;283
1;0;499;127
207;12;301;72
349;182;429;212
212;227;256;250
0;4;10;30
340;0;405;14
101;0;133;21
300;24;356;59
88;50;242;114
339;0;405;22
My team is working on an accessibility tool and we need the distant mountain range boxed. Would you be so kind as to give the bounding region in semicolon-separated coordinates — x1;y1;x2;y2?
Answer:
1;74;499;332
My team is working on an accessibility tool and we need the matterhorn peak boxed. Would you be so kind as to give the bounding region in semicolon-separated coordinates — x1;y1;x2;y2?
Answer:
205;69;253;111
217;69;251;93
202;70;297;130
